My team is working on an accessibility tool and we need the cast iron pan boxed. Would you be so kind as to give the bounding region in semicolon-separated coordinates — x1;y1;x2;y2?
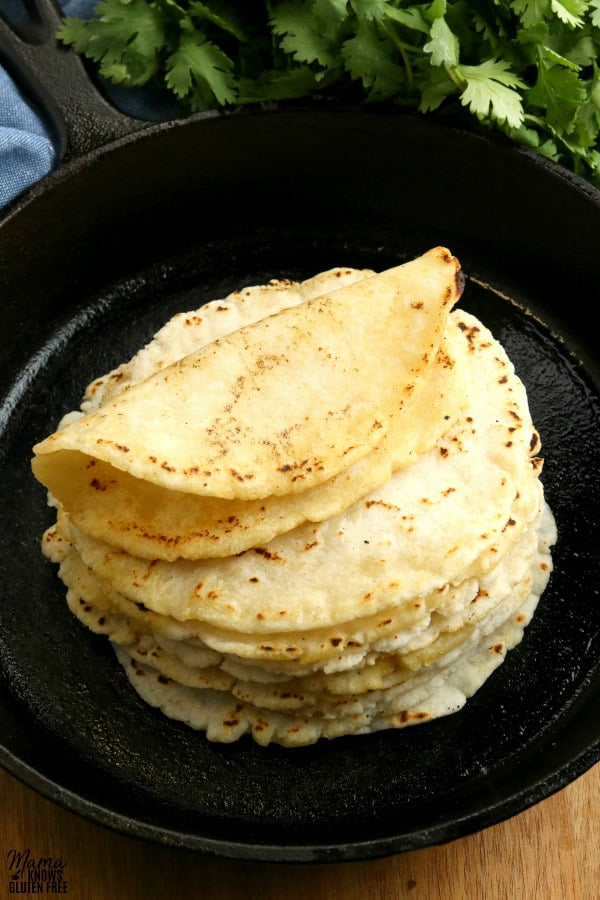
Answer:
1;0;599;864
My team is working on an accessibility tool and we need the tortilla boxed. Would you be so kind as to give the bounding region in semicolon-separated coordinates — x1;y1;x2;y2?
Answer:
80;268;376;413
32;247;464;504
32;323;468;561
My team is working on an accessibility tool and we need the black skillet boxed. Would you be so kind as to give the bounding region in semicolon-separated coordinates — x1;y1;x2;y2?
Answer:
1;0;599;864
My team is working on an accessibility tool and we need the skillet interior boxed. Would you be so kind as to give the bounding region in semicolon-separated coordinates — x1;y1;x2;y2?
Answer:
1;108;599;862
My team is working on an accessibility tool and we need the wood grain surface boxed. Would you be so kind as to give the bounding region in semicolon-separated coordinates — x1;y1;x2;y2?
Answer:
0;760;598;900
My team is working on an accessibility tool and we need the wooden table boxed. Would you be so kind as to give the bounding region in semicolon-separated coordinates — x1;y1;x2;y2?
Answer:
1;760;598;899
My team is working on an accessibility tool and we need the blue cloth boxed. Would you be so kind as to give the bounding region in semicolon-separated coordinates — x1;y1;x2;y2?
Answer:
0;0;180;208
0;62;55;207
1;0;60;207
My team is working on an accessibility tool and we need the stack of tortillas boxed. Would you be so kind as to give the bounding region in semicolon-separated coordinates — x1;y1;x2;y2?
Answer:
32;248;556;747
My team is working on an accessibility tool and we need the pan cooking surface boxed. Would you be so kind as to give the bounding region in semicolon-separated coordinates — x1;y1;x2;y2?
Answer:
0;111;599;861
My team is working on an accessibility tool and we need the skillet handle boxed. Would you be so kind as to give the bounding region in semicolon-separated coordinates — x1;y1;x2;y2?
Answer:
0;0;153;163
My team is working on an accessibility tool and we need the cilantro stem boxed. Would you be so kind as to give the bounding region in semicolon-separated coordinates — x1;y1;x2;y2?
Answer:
445;65;466;91
523;114;546;128
382;22;418;88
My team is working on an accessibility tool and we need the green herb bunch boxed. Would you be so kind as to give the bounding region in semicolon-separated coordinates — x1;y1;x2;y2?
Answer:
58;0;600;186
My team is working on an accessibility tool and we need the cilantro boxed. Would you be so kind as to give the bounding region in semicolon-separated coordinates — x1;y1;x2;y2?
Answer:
458;59;526;129
57;0;600;187
342;19;408;98
529;46;587;133
58;0;166;85
423;16;459;68
166;32;236;110
269;1;345;69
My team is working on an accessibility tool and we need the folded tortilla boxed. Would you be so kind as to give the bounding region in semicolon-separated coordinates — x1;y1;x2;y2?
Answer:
32;248;464;509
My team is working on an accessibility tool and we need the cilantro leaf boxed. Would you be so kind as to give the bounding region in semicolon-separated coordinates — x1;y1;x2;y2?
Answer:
528;48;587;131
341;18;406;98
591;0;600;26
385;6;430;34
350;0;396;23
423;16;459;68
57;16;94;54
269;1;345;69
418;65;457;112
187;1;250;42
550;0;587;28
458;59;526;128
166;31;237;109
59;0;165;85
